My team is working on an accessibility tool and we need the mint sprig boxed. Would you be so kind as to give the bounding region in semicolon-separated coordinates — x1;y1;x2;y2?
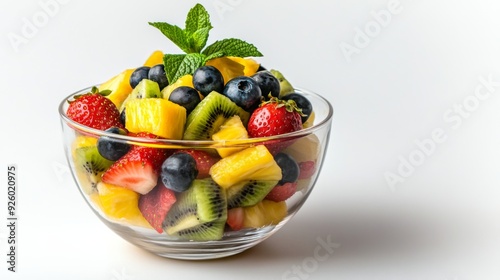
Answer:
149;3;263;84
202;38;263;59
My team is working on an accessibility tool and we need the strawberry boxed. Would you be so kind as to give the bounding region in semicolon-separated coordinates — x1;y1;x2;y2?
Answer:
66;87;123;130
226;207;244;231
138;182;177;233
247;98;303;137
298;161;316;180
175;149;220;178
247;98;303;154
265;182;298;202
102;133;170;195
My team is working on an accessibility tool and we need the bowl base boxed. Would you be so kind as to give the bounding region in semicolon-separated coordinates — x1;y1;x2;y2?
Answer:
100;215;289;260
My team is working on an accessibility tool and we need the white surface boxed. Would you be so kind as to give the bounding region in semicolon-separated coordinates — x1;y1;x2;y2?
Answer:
1;0;500;279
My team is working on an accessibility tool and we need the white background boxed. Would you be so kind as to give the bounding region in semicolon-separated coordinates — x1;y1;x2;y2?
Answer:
1;0;500;279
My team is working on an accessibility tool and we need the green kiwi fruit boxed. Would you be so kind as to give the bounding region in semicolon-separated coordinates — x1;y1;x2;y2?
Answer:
163;179;227;241
183;91;250;140
119;79;161;112
74;146;114;194
226;180;278;208
270;69;294;97
171;220;226;241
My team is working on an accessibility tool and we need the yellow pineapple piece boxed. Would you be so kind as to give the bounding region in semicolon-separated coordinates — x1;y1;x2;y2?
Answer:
125;98;186;139
143;50;164;67
89;192;102;208
227;57;260;76
211;115;249;157
303;111;315;128
243;200;287;228
96;182;150;228
206;57;260;84
99;69;134;109
209;145;282;189
283;134;320;163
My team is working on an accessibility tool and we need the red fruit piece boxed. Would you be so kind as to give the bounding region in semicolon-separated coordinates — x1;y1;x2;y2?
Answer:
247;98;303;154
102;133;169;194
134;132;173;167
298;161;316;180
265;182;298;202
226;207;244;231
138;182;177;233
175;149;220;178
247;98;303;138
66;91;123;130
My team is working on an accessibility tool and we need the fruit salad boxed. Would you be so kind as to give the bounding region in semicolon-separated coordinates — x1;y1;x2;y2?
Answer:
66;4;321;241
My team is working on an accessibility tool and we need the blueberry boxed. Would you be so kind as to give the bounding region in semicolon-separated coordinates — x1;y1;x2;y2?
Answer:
274;153;299;185
119;109;126;126
130;66;150;89
148;64;169;90
223;77;262;111
193;66;224;96
168;86;201;114
161;153;198;192
97;127;130;161
251;71;280;100
257;64;267;72
281;93;313;123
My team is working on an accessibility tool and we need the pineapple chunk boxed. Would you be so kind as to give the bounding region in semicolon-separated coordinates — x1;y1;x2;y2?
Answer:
212;115;249;158
303;111;315;128
125;98;186;139
143;50;164;67
96;182;150;228
99;69;134;109
226;57;260;76
283;134;320;163
206;57;260;85
209;145;282;189
243;200;287;228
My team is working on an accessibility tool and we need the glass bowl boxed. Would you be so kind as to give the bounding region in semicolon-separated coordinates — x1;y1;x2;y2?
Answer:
58;87;333;260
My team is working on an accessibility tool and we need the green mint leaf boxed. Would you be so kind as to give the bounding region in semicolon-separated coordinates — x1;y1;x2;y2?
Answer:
149;22;192;53
185;3;212;35
163;53;206;84
189;27;211;53
185;4;212;53
202;38;263;58
204;51;225;62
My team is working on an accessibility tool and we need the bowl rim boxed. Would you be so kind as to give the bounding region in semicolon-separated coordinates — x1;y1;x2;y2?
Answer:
59;86;334;148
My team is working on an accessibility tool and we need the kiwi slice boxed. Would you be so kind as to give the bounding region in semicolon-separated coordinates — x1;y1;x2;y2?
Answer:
163;179;227;241
74;146;114;194
183;91;250;140
119;79;161;112
270;69;294;97
227;180;278;209
171;220;226;241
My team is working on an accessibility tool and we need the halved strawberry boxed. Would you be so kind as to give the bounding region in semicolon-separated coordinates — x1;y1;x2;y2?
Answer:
102;133;169;195
133;132;172;167
66;88;123;130
226;207;244;231
247;98;303;154
265;182;298;202
138;182;177;233
298;161;316;180
175;149;220;178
